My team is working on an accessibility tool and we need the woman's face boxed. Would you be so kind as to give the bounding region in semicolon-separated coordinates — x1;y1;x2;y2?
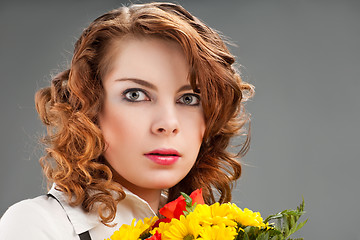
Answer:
99;37;205;194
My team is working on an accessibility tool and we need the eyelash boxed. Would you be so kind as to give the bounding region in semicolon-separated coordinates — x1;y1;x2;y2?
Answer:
122;88;150;102
177;93;201;106
122;88;201;106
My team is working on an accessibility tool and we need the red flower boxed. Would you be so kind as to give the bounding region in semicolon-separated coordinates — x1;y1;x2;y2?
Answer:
159;188;204;220
159;195;187;219
147;231;161;240
152;218;171;229
189;188;204;205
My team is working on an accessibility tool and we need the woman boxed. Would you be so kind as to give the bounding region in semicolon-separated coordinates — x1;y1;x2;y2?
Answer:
0;2;254;239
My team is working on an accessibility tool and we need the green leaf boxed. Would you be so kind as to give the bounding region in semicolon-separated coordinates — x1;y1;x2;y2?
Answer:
243;232;250;240
180;192;193;207
272;235;283;240
287;219;308;237
184;202;197;216
181;192;199;216
255;232;269;240
264;199;307;239
264;212;283;224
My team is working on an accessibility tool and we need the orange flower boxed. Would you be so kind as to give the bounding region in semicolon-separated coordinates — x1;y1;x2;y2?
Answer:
159;195;187;219
159;189;204;220
189;188;204;205
147;231;161;240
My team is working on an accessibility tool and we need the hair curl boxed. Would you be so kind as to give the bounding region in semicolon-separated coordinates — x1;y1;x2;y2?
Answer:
35;2;254;225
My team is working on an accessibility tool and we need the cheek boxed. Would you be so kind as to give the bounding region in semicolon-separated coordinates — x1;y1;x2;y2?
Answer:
99;109;145;171
100;108;146;145
192;112;206;137
181;111;206;145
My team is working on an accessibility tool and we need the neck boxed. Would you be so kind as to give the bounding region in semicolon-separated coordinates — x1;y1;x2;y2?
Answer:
127;187;162;213
110;167;162;212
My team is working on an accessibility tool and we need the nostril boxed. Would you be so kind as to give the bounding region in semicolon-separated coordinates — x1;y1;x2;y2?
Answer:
156;127;178;134
157;128;166;133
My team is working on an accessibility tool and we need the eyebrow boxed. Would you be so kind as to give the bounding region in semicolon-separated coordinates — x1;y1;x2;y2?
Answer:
115;78;157;90
115;78;196;93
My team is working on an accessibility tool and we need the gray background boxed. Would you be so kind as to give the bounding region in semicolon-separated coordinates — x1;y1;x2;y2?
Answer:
1;0;359;239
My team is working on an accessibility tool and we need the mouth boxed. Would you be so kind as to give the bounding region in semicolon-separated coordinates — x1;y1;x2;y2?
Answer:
147;153;179;156
144;148;180;165
145;149;180;157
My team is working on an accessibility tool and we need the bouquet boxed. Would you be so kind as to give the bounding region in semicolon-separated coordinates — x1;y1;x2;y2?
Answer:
106;189;307;240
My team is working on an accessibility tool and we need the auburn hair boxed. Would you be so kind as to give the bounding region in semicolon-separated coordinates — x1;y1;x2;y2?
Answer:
35;2;254;225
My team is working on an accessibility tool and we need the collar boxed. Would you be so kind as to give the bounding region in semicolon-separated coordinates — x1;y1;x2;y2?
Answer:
49;184;167;235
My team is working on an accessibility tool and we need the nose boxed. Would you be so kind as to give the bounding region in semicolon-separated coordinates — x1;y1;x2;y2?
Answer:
151;104;179;136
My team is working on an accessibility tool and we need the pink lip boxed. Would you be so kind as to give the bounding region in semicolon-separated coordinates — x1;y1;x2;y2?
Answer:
144;148;180;165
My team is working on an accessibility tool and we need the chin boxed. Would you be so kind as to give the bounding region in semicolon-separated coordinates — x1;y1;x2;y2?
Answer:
146;179;181;190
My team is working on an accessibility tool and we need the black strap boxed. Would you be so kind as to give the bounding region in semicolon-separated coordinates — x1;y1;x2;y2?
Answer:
47;193;92;240
79;231;92;240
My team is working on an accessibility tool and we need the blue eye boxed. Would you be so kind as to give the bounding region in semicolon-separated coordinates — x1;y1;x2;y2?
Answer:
123;88;149;102
178;93;201;106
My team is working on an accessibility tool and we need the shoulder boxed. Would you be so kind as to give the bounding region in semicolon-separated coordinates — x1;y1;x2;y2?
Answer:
0;195;76;239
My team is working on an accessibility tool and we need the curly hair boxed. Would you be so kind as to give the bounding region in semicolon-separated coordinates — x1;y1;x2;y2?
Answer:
35;2;254;225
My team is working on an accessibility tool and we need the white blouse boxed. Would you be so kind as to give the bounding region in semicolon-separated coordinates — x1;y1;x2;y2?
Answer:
0;185;164;240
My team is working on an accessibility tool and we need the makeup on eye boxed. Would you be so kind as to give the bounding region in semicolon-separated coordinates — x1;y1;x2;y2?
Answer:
122;88;150;102
115;78;198;95
177;93;201;106
122;87;201;106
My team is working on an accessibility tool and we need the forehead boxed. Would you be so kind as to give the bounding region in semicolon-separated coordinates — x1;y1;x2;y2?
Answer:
115;35;184;62
102;36;190;86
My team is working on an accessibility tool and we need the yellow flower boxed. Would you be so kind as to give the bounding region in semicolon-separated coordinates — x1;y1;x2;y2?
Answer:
192;203;237;227
107;216;158;240
151;220;171;235
193;202;265;228
232;206;266;228
198;223;237;240
160;214;202;240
